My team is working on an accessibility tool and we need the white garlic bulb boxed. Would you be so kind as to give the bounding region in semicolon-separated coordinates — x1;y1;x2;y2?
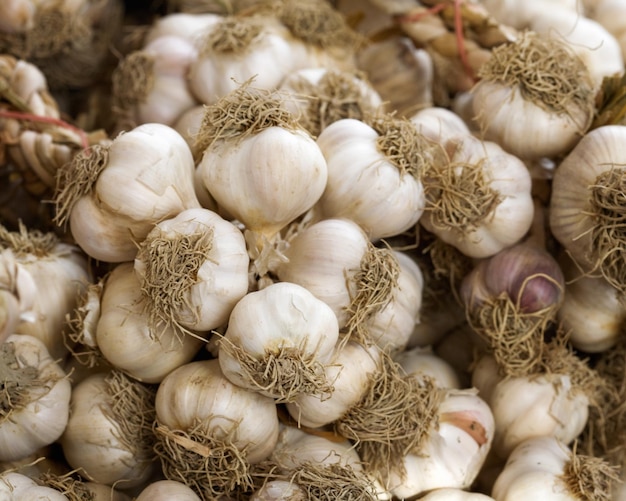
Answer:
420;135;534;258
60;370;157;489
315;116;433;241
418;488;495;500
55;123;200;263
135;480;202;501
0;334;71;462
470;31;596;160
0;0;36;33
0;472;68;500
218;281;339;402
96;262;203;384
134;207;249;333
394;345;461;389
144;12;221;46
409;106;471;143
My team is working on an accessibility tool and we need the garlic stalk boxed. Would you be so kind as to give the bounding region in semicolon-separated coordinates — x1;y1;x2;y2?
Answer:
0;334;71;462
96;262;204;384
218;281;339;402
135;480;202;501
420;134;534;259
550;125;626;299
278;67;382;137
60;369;157;489
134;207;249;334
459;243;565;378
54;122;200;263
0;222;90;360
195;82;327;247
154;358;280;499
470;31;596;160
471;334;605;459
111;34;199;130
314;115;439;241
492;436;619;501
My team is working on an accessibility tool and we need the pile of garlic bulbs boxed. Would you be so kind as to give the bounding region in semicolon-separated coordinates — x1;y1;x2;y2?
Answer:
1;0;626;500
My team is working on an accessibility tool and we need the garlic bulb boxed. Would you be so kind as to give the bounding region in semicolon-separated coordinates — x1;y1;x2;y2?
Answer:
381;388;495;500
144;12;222;45
470;31;595;160
394;345;461;389
188;14;308;104
286;341;382;429
314;116;436;241
409;106;472;143
278;67;382;137
0;223;90;360
492;436;619;501
154;358;280;498
60;370;156;489
0;472;69;501
557;253;626;352
111;35;199;129
218;281;339;402
173;104;206;158
96;262;204;384
530;7;625;86
420;135;534;258
418;488;495;500
585;0;626;65
54;123;200;263
0;0;36;33
195;83;327;244
135;480;202;501
134;207;249;333
478;0;580;29
0;334;71;462
550;125;626;298
471;346;597;459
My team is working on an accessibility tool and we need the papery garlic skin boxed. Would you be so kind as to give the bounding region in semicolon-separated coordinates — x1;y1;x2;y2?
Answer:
550;125;626;296
60;372;156;489
218;281;339;400
96;263;203;384
478;0;580;29
315;118;427;241
135;480;202;501
395;345;461;389
155;358;280;464
410;106;471;143
0;0;36;33
586;0;626;65
250;480;305;501
66;123;200;263
134;207;249;332
198;126;327;239
471;355;589;459
286;342;382;429
275;218;369;327
188;16;308;104
418;488;495;500
383;389;495;499
144;12;222;46
0;472;69;501
420;136;534;259
0;334;71;462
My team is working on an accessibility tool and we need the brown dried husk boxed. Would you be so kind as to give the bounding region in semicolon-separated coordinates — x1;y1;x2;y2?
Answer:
53;144;109;228
286;69;379;137
0;0;123;89
0;342;57;420
561;444;620;501
466;291;557;378
288;461;379;501
136;228;213;335
0;221;57;257
193;81;300;156
154;419;255;500
586;167;626;298
110;51;155;131
424;157;503;235
217;336;334;403
368;114;442;180
276;0;364;51
423;233;473;292
201;15;264;55
101;370;157;467
476;31;595;125
343;243;399;346
39;471;96;501
334;352;443;479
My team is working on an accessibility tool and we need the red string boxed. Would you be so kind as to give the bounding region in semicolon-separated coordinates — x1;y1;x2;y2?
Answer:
0;109;89;150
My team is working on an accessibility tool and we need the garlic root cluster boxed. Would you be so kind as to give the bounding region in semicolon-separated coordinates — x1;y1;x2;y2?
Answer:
1;0;626;499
